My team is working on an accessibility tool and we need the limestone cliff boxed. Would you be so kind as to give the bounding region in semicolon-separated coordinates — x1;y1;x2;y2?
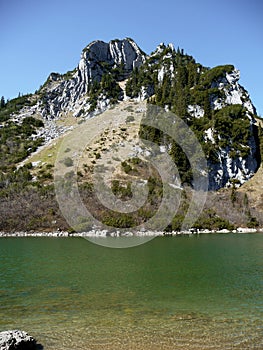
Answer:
38;38;146;120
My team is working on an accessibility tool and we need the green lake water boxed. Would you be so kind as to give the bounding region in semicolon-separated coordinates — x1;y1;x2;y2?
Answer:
0;234;262;349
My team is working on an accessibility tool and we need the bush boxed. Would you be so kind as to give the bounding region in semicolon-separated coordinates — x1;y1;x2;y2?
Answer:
38;171;53;180
0;118;44;170
130;157;141;165
126;115;135;123
194;210;235;230
102;213;136;228
201;65;234;87
247;214;259;228
63;157;73;167
121;161;133;174
111;180;132;199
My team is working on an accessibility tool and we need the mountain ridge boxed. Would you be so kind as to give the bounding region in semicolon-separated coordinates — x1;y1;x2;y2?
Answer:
0;38;262;232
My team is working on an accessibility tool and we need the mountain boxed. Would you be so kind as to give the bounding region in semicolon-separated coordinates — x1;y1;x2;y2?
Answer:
0;38;262;232
1;38;261;188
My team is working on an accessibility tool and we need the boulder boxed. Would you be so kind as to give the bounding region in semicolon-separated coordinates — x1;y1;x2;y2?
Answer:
0;330;41;350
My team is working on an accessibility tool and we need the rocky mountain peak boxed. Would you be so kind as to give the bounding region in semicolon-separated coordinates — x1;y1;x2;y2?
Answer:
1;38;262;192
78;38;146;89
34;38;146;121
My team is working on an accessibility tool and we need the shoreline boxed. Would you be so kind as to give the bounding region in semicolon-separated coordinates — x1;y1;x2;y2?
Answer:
0;227;262;238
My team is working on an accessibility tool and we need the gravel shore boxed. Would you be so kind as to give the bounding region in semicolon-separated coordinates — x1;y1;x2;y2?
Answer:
0;227;262;238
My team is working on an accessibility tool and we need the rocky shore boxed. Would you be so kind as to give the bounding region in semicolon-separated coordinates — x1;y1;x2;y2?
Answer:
0;227;262;238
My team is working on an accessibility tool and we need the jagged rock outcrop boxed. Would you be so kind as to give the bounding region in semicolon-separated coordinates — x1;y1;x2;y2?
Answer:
37;38;146;120
79;38;145;86
201;69;259;190
7;38;146;143
209;68;255;114
194;67;259;189
0;330;40;350
208;143;259;190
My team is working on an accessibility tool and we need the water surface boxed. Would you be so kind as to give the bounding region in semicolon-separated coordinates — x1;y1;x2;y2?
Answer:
0;234;262;349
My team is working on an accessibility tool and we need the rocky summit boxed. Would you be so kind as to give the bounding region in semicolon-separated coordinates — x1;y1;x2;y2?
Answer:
0;38;262;191
38;38;146;120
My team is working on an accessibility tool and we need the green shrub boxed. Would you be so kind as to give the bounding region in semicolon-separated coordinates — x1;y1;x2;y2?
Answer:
111;180;132;199
247;213;259;228
102;213;136;228
130;157;141;165
63;157;73;167
126;115;135;123
200;65;234;87
121;161;133;174
0;117;44;170
194;210;235;230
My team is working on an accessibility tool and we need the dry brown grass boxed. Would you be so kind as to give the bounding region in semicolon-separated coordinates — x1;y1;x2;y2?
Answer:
238;165;263;215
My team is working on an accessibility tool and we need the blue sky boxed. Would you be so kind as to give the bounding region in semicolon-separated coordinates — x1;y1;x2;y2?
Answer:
1;0;262;115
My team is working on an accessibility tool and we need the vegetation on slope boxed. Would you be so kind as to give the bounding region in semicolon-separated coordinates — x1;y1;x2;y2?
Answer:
0;42;262;232
125;46;261;187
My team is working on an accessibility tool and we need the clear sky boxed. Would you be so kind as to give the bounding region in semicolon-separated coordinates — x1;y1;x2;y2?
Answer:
1;0;262;115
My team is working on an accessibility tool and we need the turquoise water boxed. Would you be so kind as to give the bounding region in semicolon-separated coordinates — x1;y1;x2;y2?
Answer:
0;234;262;349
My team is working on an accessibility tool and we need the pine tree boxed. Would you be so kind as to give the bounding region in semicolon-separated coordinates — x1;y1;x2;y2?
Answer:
170;140;192;184
187;62;198;87
155;86;163;104
0;96;5;108
203;90;212;119
161;74;171;106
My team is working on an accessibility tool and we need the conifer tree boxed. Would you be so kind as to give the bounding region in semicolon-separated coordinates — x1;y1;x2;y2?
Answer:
203;90;212;119
187;62;198;87
0;96;5;108
161;74;171;105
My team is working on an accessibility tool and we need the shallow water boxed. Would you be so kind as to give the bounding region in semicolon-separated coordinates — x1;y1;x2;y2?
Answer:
0;234;262;349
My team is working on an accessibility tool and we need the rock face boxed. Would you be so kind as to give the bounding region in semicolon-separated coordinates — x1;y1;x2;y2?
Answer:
79;39;145;87
37;38;146;120
208;143;259;190
201;68;259;189
208;76;259;189
210;68;255;114
0;330;39;350
10;38;146;144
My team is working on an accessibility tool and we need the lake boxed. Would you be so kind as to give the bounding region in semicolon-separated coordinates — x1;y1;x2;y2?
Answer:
0;234;262;349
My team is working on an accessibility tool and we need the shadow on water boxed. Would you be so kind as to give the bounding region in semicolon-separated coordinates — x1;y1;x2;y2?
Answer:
15;343;44;350
13;343;44;350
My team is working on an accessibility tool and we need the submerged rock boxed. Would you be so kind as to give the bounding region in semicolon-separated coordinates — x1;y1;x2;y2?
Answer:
0;330;41;350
